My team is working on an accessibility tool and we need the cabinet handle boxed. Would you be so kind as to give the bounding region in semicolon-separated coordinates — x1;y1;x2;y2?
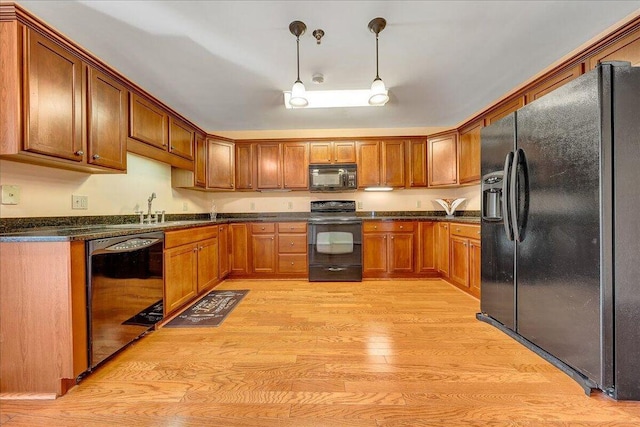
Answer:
74;150;84;156
92;154;100;160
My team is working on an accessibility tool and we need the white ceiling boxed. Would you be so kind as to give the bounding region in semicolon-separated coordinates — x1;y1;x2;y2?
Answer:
15;1;640;134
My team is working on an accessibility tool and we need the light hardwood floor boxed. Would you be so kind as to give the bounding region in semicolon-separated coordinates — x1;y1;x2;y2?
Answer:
2;279;640;426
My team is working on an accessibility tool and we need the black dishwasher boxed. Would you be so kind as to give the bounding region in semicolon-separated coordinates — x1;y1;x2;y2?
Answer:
86;232;164;370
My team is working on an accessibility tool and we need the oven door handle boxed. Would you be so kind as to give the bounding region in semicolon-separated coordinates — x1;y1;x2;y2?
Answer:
328;267;347;272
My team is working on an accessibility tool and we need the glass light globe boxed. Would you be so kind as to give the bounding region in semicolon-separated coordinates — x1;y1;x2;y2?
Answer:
289;80;308;107
369;77;389;106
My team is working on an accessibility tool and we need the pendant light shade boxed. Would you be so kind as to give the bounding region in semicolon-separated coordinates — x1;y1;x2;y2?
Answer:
289;21;308;108
368;17;389;106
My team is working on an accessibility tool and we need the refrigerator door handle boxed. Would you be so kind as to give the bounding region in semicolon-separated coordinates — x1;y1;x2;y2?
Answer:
510;148;530;242
502;152;515;241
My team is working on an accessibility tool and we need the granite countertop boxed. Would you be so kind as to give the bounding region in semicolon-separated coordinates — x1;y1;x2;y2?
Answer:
0;211;480;242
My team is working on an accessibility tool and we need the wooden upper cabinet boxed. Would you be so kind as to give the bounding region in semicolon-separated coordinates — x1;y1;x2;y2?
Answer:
381;139;405;187
525;64;583;104
194;133;207;188
485;96;525;126
588;29;640;69
87;68;127;171
235;142;255;190
129;92;168;150
406;139;427;188
356;141;381;187
207;138;234;189
24;29;83;162
256;143;282;189
309;141;356;164
282;142;309;189
458;120;482;184
169;117;194;160
428;132;458;187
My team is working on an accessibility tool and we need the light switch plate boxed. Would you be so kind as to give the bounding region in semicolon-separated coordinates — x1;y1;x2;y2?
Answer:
1;185;20;205
72;195;88;210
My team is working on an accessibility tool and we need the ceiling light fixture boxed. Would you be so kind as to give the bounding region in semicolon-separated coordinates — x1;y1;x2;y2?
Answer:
368;17;389;106
288;20;308;108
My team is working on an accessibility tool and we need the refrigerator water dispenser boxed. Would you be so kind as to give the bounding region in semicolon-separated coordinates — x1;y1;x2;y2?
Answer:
482;171;503;221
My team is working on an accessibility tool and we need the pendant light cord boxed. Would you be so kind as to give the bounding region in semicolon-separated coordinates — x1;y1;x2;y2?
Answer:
296;36;301;83
375;33;380;80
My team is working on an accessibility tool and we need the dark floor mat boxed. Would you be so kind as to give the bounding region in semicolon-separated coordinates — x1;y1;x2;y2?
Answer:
164;290;248;327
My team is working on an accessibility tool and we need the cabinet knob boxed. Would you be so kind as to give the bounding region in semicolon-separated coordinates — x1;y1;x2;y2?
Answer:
391;236;394;240
193;248;197;252
374;225;377;229
290;242;294;246
444;225;448;229
199;246;204;250
383;235;386;239
291;262;295;265
400;225;403;229
92;154;100;160
477;230;481;235
249;184;252;188
463;243;467;247
261;226;265;230
456;228;461;232
171;145;176;150
271;237;274;240
74;150;84;156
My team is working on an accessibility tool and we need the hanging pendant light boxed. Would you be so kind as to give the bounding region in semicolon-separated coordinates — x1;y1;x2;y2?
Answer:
368;17;389;106
289;20;308;107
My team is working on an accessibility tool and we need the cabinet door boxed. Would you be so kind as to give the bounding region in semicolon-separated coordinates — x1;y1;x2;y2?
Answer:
525;64;583;103
309;142;332;164
389;233;414;273
485;96;524;126
428;133;458;187
436;222;450;277
169;117;194;160
363;233;388;275
458;120;482;184
129;93;168;150
164;244;198;314
381;140;405;187
588;30;640;69
197;237;218;294
450;236;470;288
218;224;230;278
417;222;436;273
257;143;281;189
235;143;255;190
282;142;309;189
333;141;357;163
194;133;207;187
251;234;276;273
207;139;235;189
24;30;83;161
469;239;481;298
87;68;127;170
356;141;381;187
230;223;249;274
406;139;427;188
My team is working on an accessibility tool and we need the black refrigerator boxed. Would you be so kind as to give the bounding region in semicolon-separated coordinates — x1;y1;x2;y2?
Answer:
478;61;640;400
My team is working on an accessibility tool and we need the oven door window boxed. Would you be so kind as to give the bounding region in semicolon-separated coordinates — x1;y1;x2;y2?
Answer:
316;231;353;254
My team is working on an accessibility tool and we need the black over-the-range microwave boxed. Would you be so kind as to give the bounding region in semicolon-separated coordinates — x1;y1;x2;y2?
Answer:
309;164;357;192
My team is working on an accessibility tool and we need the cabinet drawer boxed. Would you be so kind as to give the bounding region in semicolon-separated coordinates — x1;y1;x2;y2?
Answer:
278;254;308;273
449;223;481;239
278;234;307;253
277;222;307;233
363;221;415;233
165;226;218;249
251;223;276;234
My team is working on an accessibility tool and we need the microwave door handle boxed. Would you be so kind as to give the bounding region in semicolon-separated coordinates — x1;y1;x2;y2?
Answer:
341;170;347;187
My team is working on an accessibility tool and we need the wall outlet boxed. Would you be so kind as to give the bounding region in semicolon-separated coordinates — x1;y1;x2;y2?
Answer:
1;185;20;205
250;202;255;211
182;202;188;211
416;200;422;208
72;195;88;210
357;201;363;210
287;201;293;210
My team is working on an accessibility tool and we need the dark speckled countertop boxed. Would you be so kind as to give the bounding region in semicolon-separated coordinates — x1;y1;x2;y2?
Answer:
0;211;479;242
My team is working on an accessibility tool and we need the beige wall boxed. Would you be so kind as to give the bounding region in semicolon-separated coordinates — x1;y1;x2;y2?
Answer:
0;153;479;218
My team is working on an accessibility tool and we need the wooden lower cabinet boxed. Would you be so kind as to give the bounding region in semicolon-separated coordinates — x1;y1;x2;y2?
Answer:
417;222;436;273
164;226;219;315
230;223;249;275
447;223;482;297
218;224;230;278
251;234;277;273
363;221;415;278
277;222;308;275
436;222;450;277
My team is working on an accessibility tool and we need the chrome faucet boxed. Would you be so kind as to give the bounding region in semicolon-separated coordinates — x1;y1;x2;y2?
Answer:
145;192;157;223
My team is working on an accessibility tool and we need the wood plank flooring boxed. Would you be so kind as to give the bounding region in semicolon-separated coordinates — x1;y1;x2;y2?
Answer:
2;279;640;426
